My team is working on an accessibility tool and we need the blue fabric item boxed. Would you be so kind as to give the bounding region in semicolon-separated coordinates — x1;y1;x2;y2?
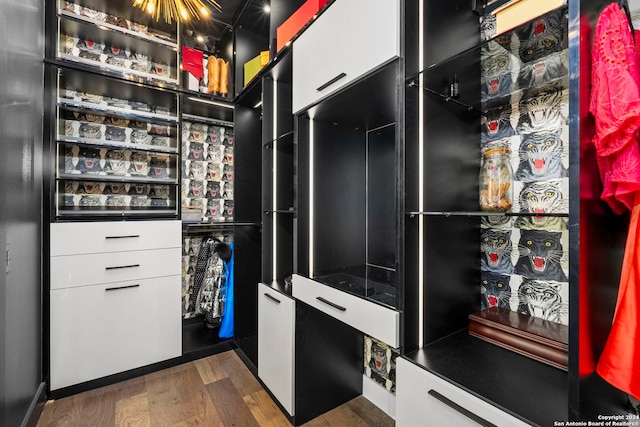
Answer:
218;242;234;338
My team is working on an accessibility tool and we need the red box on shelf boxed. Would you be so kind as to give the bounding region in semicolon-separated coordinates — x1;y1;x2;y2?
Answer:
276;0;329;52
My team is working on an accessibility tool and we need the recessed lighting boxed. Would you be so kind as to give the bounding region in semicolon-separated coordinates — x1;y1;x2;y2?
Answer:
264;5;271;13
187;97;234;108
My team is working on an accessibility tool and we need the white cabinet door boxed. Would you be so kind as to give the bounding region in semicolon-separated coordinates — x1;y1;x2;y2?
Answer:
50;247;181;289
396;358;530;427
292;274;399;347
292;0;400;113
50;275;181;390
258;283;295;416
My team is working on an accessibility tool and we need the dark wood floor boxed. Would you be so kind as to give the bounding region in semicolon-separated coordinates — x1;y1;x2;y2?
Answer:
37;350;395;427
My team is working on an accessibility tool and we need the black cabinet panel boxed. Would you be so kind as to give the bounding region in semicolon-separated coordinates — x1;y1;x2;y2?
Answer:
295;301;363;426
423;216;480;344
233;224;262;366
423;0;480;70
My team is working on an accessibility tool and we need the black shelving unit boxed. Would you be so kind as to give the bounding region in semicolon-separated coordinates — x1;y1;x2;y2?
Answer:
402;0;632;424
296;61;403;309
43;0;245;395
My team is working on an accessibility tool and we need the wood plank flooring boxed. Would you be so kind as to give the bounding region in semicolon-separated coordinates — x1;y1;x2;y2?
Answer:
37;350;395;427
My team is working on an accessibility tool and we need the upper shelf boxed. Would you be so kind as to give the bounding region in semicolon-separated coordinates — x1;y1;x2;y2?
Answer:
57;3;180;86
406;211;569;218
407;4;569;107
58;8;177;49
58;97;178;124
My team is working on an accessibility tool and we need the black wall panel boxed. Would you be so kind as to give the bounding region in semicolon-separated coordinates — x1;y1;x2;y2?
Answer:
234;104;263;223
233;225;262;367
0;0;45;425
234;27;268;97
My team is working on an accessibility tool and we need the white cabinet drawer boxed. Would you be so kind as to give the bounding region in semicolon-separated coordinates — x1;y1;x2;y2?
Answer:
396;358;530;427
50;247;181;290
292;274;399;347
50;220;181;256
50;275;181;390
258;283;295;416
292;0;400;113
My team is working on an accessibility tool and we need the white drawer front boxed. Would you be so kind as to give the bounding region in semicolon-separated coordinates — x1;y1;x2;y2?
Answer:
258;283;295;416
50;275;181;390
292;274;399;347
292;0;400;113
50;220;181;256
396;358;530;427
50;247;181;290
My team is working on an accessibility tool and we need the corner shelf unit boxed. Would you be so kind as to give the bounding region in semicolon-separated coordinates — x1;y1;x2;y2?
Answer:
400;0;631;425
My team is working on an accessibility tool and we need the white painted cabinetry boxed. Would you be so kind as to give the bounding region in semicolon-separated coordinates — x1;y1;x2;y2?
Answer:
49;220;182;390
292;274;399;348
292;0;400;113
257;283;295;416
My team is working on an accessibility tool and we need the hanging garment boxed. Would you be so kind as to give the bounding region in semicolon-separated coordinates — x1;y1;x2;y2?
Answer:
592;2;640;402
188;237;215;313
597;193;640;401
219;242;234;339
197;251;226;328
590;2;640;214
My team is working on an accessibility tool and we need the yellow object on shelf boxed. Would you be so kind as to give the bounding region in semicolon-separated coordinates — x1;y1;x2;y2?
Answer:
244;50;270;87
260;50;270;66
493;0;565;35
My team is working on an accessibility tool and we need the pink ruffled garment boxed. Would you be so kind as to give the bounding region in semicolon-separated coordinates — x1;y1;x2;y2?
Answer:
590;3;640;214
592;2;640;401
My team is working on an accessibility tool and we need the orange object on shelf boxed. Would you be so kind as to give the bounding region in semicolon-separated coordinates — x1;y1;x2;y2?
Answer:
276;0;329;52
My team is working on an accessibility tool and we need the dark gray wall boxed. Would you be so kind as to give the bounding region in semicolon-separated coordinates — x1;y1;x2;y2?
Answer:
0;0;45;426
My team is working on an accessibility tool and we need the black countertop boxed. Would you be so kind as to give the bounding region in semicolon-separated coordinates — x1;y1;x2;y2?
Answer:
404;329;568;427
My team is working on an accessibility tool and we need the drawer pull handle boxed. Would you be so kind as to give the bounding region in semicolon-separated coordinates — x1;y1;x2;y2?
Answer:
105;235;140;239
316;296;346;312
105;284;140;292
105;264;140;271
316;72;347;92
427;390;497;427
264;293;281;304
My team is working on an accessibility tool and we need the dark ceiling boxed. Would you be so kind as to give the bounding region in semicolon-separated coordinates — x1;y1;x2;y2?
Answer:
79;0;267;42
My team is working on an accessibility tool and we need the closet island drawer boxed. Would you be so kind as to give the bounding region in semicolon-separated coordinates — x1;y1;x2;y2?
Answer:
50;275;181;390
292;0;400;113
292;274;399;347
50;220;181;256
258;283;295;416
396;358;530;427
50;247;181;290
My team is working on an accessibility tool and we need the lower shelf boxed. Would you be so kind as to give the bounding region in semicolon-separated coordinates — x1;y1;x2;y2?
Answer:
404;329;568;426
182;316;232;357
